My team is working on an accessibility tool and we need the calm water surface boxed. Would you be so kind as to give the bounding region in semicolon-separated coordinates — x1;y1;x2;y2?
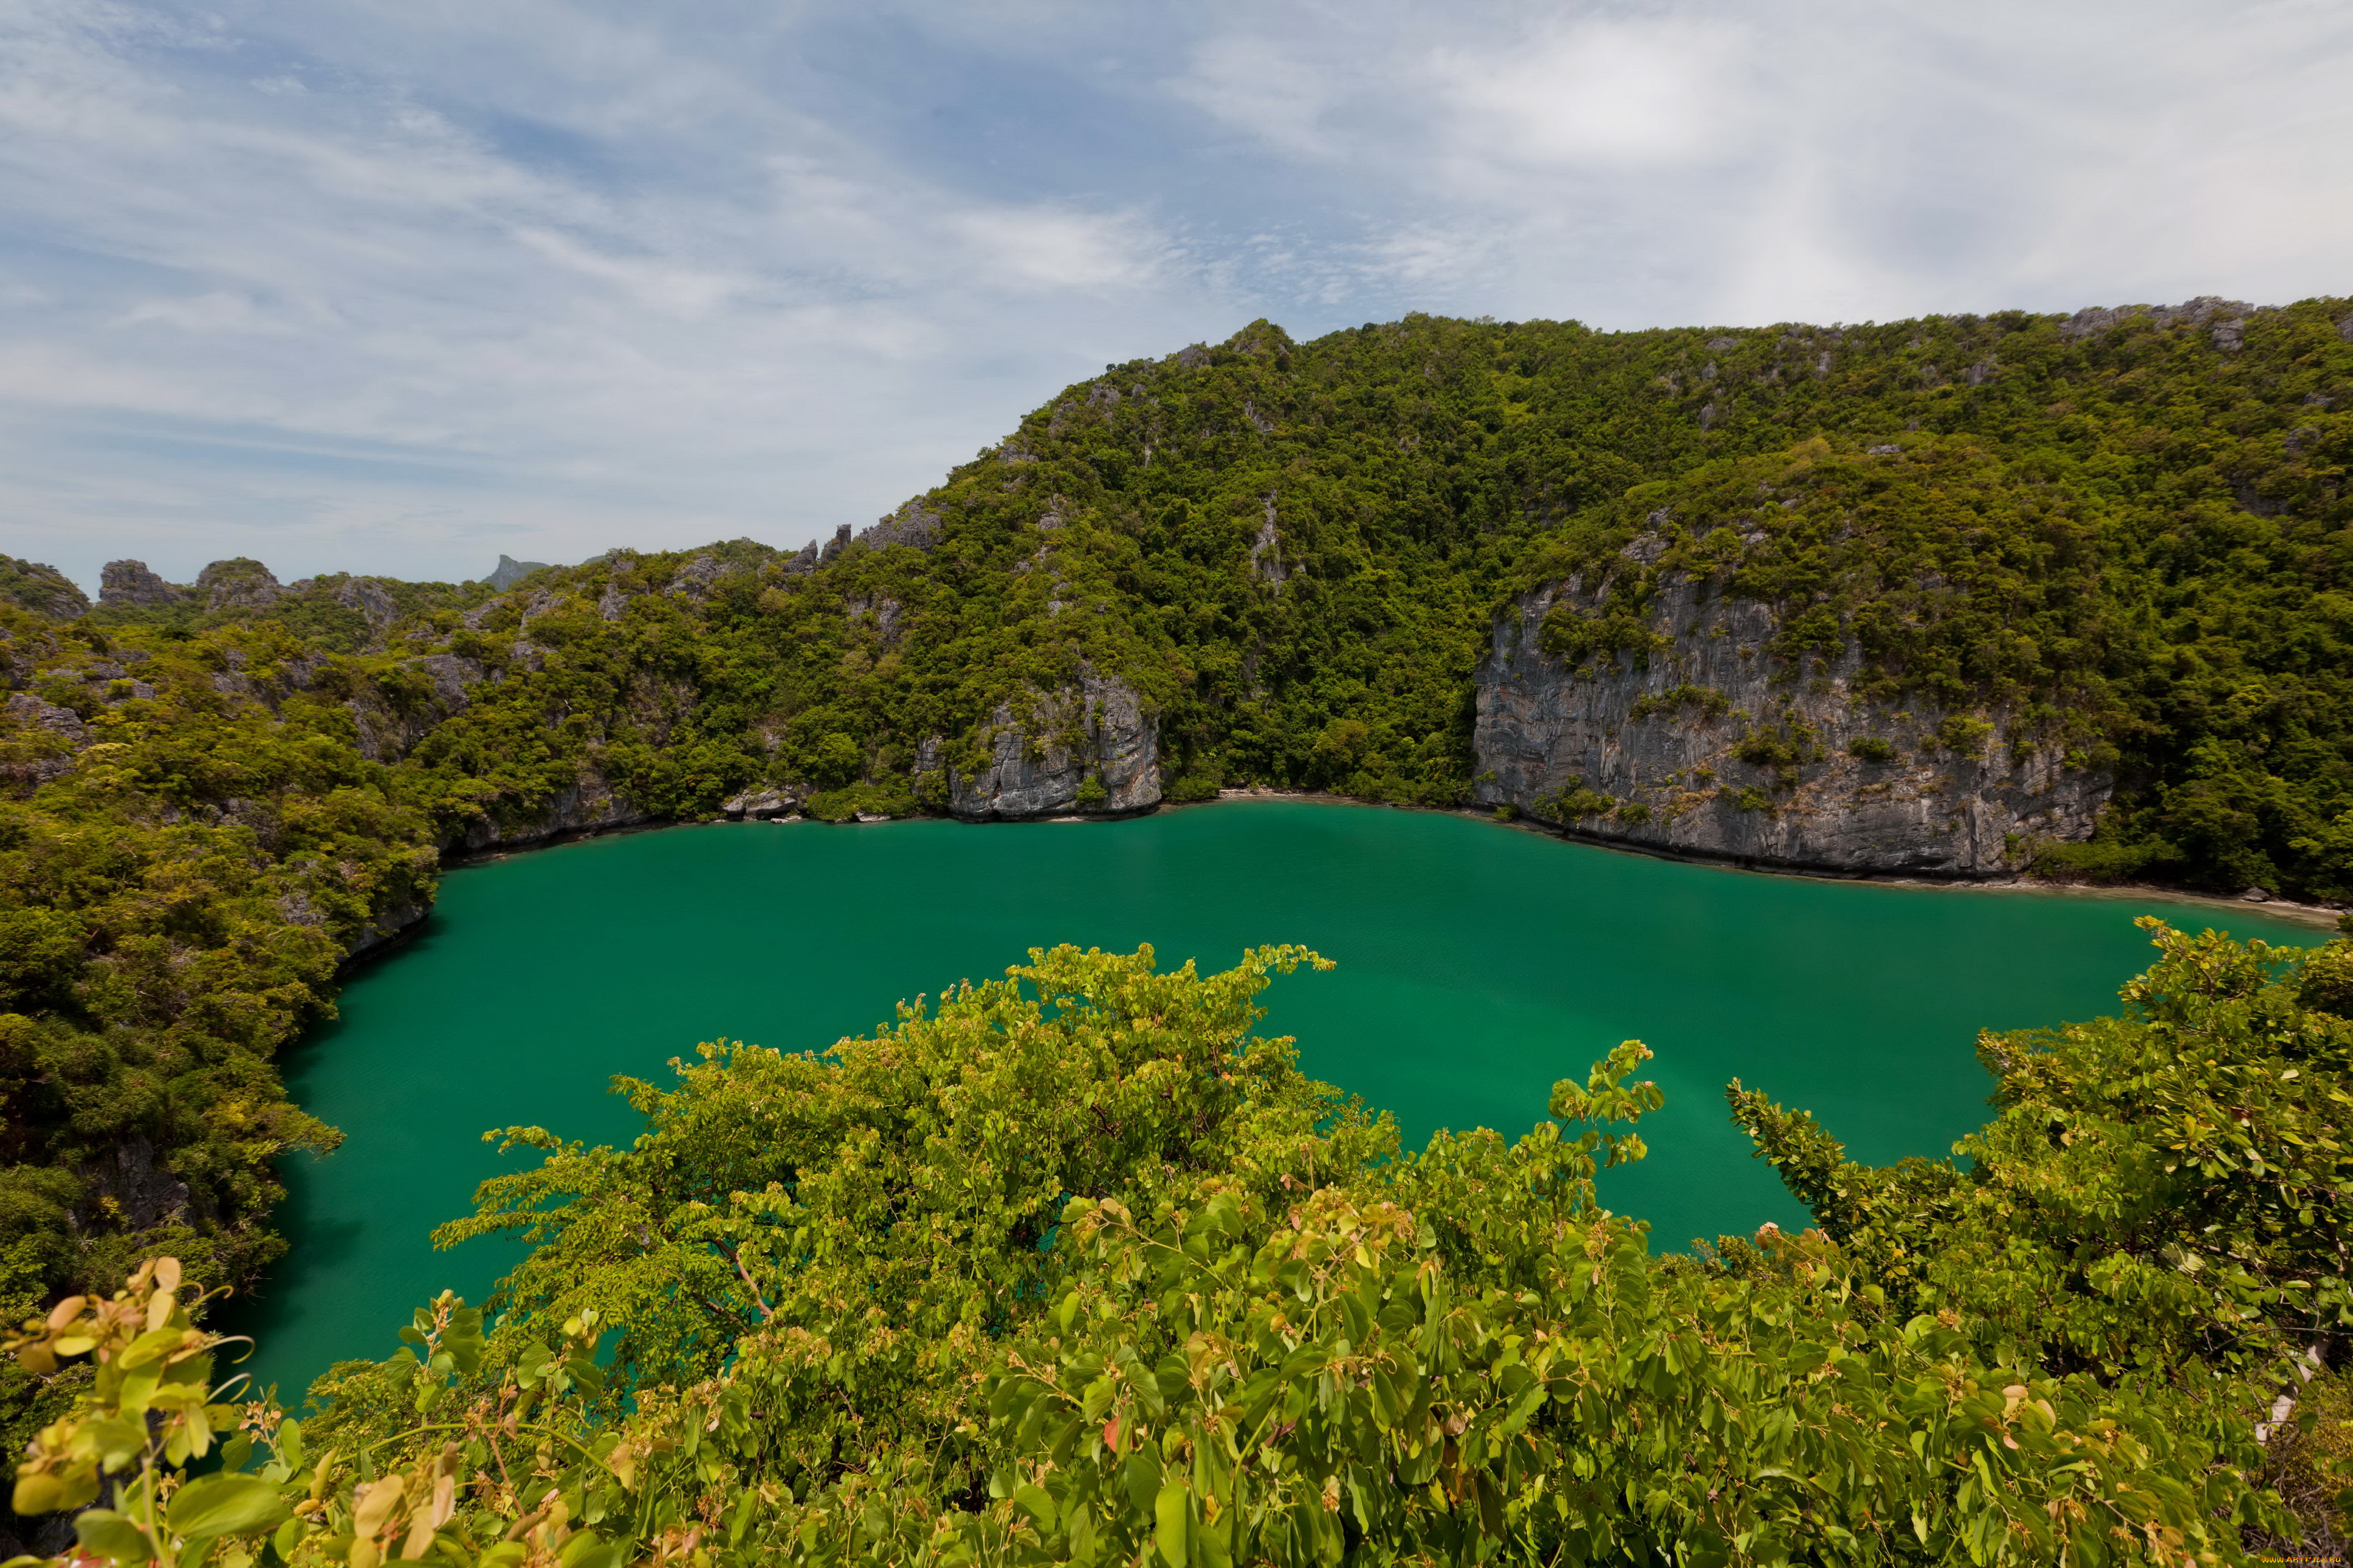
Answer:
235;802;2321;1397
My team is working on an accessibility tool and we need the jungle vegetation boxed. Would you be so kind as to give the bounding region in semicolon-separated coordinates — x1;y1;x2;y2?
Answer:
10;926;2353;1564
1;295;2351;1558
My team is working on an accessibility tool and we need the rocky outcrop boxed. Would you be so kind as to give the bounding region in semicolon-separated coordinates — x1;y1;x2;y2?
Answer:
945;671;1160;820
349;652;486;762
857;497;944;551
4;691;89;745
487;553;551;590
97;557;294;614
100;560;193;610
1473;574;2111;876
332;577;401;638
0;555;89;619
340;885;432;965
721;786;805;820
1248;496;1285;587
667;553;729;600
74;1138;193;1232
453;766;653;854
1;691;91;786
2061;296;2255;341
196;558;280;611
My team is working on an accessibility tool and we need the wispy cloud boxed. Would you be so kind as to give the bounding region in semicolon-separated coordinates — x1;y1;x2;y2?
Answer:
0;0;2347;588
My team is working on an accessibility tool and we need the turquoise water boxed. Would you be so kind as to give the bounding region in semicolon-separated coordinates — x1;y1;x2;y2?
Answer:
233;802;2321;1399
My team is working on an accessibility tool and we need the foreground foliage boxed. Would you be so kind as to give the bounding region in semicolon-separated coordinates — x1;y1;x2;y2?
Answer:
10;927;2349;1564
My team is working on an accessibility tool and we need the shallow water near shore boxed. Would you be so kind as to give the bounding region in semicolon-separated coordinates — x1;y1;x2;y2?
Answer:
233;801;2322;1400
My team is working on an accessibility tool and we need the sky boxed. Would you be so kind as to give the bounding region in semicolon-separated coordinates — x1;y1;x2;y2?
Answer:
3;1;2351;591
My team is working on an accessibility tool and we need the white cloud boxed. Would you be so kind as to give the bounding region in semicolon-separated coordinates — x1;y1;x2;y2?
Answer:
1426;19;1742;171
950;207;1166;290
509;228;749;319
1167;33;1348;159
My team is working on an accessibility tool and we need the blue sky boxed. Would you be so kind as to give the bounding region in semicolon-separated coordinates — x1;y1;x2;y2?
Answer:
4;0;2350;589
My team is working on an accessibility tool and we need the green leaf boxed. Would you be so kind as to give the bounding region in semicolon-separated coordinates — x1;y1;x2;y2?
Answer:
165;1474;292;1539
559;1535;620;1568
1155;1484;1190;1568
74;1510;156;1565
117;1326;187;1371
1012;1485;1056;1533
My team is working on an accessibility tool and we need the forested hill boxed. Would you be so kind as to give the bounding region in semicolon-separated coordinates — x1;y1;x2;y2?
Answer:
0;295;2351;1558
0;295;2348;1407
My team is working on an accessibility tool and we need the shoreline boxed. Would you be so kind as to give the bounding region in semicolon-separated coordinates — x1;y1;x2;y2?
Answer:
405;788;2344;952
1193;786;2348;933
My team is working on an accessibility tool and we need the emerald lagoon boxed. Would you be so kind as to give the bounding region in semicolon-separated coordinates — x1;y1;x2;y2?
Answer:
235;801;2323;1399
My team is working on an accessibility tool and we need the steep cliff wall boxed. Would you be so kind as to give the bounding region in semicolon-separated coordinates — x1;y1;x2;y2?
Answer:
1474;572;2111;875
943;669;1161;820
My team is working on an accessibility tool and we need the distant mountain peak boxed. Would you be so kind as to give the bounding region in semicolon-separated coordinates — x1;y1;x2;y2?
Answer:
487;553;551;590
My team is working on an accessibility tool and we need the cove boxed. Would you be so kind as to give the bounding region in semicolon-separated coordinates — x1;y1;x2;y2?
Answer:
233;801;2323;1400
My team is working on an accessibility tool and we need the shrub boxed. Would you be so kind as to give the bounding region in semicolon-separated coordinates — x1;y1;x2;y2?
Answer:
15;926;2351;1564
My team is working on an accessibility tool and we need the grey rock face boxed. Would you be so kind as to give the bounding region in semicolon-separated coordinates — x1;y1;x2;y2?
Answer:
455;767;651;853
0;555;90;618
843;595;902;647
99;560;193;610
947;671;1160;820
487;553;551;591
857;497;943;551
5;691;89;745
668;553;727;598
2;691;91;784
334;577;400;635
348;652;486;762
2062;297;2256;340
196;558;280;611
721;786;804;820
1248;496;1285;587
75;1138;193;1232
342;885;431;964
1472;574;2111;876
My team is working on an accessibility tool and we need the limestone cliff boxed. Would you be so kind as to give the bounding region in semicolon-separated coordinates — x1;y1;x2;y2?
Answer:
452;768;653;854
940;669;1160;820
1473;572;2111;876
